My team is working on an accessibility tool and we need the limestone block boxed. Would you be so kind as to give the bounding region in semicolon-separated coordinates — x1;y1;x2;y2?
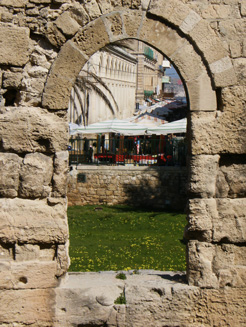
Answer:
15;243;56;261
45;22;67;48
139;18;187;58
190;111;246;155
213;198;246;243
217;164;246;198
2;71;22;89
233;58;246;85
180;10;202;34
221;85;245;110
0;243;14;260
216;170;230;198
0;261;57;289
0;289;55;325
0;25;29;66
201;4;233;19
186;198;246;243
187;241;219;288
243;39;246;57
84;0;101;20
187;241;246;288
55;11;80;37
103;12;125;42
22;76;45;94
0;0;27;7
0;153;22;198
53;151;69;197
240;0;246;16
185;198;215;241
0;107;68;153
29;0;51;3
55;273;124;327
188;155;219;197
97;0;122;14
170;42;206;82
195;288;246;327
56;243;70;277
19;153;53;199
210;57;237;87
0;9;13;22
0;198;68;244
69;3;90;27
27;65;49;78
229;40;242;58
42;40;88;110
148;0;190;27
73;19;110;58
26;7;39;16
186;72;217;111
189;20;227;64
131;0;141;8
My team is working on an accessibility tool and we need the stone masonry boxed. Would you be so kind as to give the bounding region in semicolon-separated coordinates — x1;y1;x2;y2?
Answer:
68;165;187;210
0;0;245;326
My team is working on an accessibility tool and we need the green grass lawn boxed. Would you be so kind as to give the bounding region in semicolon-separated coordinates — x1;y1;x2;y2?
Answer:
68;205;187;272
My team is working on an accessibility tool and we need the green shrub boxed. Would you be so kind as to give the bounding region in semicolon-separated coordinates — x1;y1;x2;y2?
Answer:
116;272;127;280
114;292;126;304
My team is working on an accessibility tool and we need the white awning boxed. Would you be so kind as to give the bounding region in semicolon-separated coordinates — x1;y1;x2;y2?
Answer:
146;118;187;135
70;119;147;136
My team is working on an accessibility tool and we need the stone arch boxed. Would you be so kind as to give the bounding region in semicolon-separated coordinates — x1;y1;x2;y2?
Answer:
42;6;235;112
1;1;246;325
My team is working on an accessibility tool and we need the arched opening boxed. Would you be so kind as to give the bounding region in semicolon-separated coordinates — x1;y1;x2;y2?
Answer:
41;11;226;289
67;38;190;274
0;2;244;326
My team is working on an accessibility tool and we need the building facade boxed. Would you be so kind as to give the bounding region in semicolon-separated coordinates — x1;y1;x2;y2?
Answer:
69;45;137;125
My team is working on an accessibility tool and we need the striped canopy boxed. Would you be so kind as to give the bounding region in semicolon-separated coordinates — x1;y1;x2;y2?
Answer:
146;118;187;135
69;119;148;136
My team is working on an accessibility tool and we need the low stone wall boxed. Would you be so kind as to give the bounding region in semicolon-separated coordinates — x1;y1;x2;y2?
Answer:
55;271;246;327
68;165;187;210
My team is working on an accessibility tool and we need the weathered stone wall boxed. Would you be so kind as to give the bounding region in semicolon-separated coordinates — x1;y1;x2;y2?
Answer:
55;272;246;327
68;165;187;210
0;0;245;325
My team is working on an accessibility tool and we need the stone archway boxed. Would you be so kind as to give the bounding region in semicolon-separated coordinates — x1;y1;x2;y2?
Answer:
0;0;245;326
42;2;243;289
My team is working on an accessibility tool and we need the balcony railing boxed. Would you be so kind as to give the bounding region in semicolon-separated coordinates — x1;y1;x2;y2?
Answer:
69;136;187;167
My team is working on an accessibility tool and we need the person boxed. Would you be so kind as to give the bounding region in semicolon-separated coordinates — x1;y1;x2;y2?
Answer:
88;145;93;163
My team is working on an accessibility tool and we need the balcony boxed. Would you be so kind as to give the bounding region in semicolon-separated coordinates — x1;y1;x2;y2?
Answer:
162;76;171;83
162;60;171;68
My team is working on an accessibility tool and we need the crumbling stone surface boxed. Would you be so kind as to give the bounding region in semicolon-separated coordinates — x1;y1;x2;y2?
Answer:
0;107;68;153
186;198;246;244
0;288;55;326
0;198;68;244
53;151;69;197
187;241;246;289
55;272;246;327
0;153;22;198
67;166;187;210
19;152;53;198
0;25;29;66
0;0;245;325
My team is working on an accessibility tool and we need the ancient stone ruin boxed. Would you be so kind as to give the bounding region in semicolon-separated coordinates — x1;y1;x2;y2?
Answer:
0;0;245;326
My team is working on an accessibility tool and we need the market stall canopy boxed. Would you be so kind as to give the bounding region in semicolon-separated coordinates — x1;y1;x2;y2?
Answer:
146;118;187;135
70;119;147;136
129;112;167;127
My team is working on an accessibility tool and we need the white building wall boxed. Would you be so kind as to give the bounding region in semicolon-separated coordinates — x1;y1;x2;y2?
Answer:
68;47;137;125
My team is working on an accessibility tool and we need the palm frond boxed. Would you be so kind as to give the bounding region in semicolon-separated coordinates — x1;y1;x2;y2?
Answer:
74;84;87;126
80;70;119;113
84;78;116;116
